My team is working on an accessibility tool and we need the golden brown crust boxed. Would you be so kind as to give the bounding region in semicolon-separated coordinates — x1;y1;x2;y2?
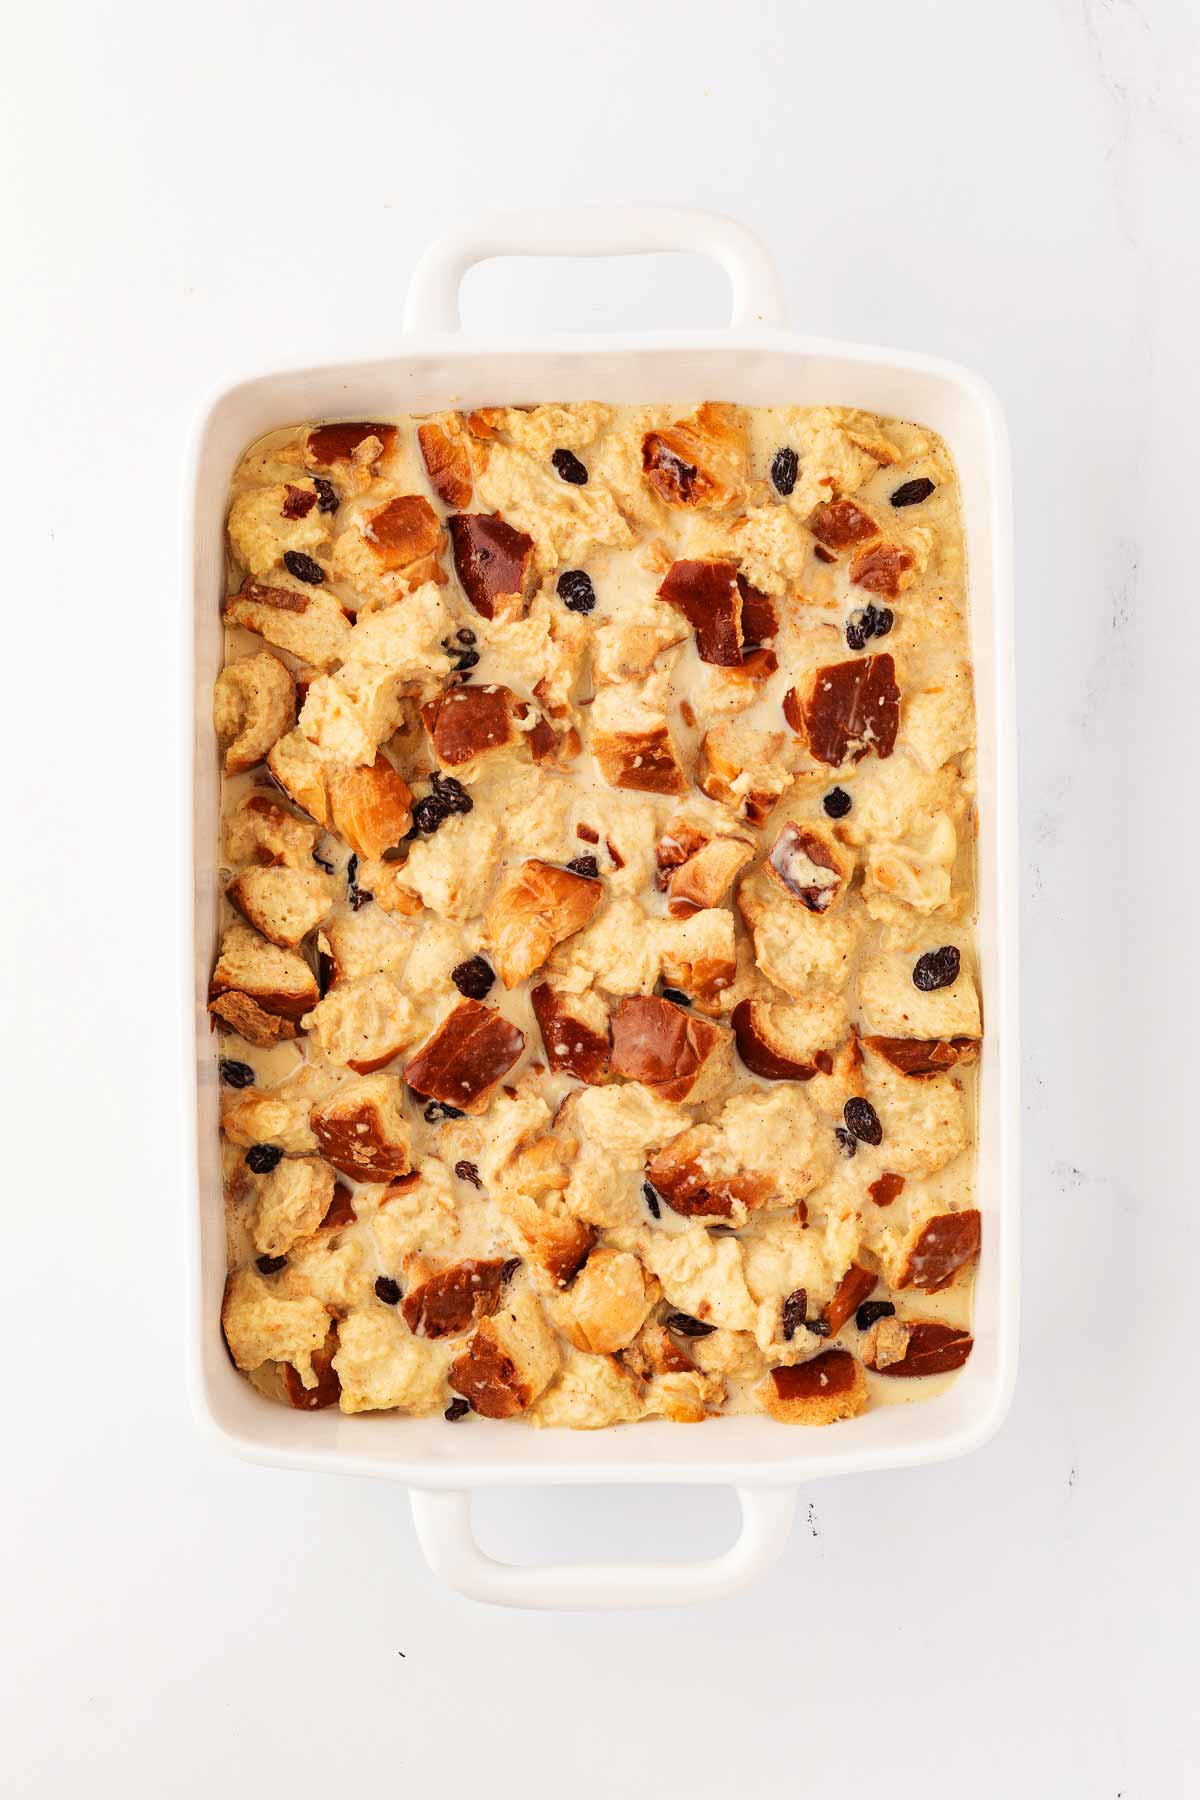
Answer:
898;1210;981;1291
640;404;747;511
592;721;688;796
765;821;850;914
403;999;525;1115
530;983;611;1084
657;559;743;665
207;991;300;1047
864;1320;973;1377
422;683;524;768
401;1257;513;1338
306;421;398;465
361;494;446;584
731;998;821;1081
609;996;730;1103
311;1075;412;1181
282;1327;341;1410
485;860;604;988
823;1264;877;1336
758;1350;869;1424
326;760;413;859
448;512;535;619
418;417;473;508
862;1035;981;1078
808;497;879;550
784;653;901;766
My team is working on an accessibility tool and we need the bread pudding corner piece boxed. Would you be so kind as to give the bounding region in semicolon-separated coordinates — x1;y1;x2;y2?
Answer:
224;577;352;673
699;720;797;826
448;1287;561;1418
417;413;475;509
221;1267;332;1389
609;995;733;1105
589;681;689;797
332;1308;454;1415
640;402;748;511
213;652;296;775
302;971;415;1074
484;859;603;988
303;420;402;490
226;865;333;949
757;1350;869;1425
311;1072;412;1181
858;941;982;1040
227;477;335;580
330;493;447;609
208;921;318;1042
778;404;901;521
403;998;525;1116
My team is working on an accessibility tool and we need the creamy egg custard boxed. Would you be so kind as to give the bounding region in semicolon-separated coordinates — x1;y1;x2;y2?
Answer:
212;401;980;1428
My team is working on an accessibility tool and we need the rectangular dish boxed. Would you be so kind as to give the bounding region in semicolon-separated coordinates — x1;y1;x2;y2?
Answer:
183;209;1018;1607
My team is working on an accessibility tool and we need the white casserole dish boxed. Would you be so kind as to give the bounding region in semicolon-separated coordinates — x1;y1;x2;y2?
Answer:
183;209;1019;1610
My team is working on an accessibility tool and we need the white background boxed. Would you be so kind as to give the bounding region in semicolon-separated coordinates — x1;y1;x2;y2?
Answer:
4;0;1197;1793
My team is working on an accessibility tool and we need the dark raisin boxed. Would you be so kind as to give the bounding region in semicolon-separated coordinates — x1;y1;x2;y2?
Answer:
864;603;894;639
659;988;691;1007
246;1143;283;1174
412;794;449;835
552;448;589;484
664;1312;717;1338
454;1159;483;1189
430;771;473;815
890;477;936;508
444;1398;471;1422
317;950;334;996
456;627;477;646
642;1180;662;1220
423;1099;465;1122
823;786;852;819
834;1127;858;1160
845;612;869;652
856;1299;896;1331
805;1317;832;1337
500;1258;522;1284
451;956;495;1000
556;569;596;613
219;1057;255;1089
374;1276;402;1305
565;855;599;879
781;1288;807;1341
913;945;961;991
844;1096;883;1146
282;550;325;585
346;854;372;911
770;446;799;497
255;1254;287;1274
452;648;480;675
312;477;340;514
312;849;335;873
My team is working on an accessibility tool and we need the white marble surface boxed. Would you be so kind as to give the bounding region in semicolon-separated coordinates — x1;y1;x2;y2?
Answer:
4;0;1197;1792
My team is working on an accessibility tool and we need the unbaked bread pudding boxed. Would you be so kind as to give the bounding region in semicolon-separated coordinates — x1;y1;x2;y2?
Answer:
212;402;981;1429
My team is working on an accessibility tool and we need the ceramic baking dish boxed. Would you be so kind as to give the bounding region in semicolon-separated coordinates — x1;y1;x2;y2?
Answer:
182;208;1019;1610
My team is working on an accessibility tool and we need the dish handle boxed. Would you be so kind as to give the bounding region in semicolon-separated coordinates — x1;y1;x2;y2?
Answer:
408;1484;796;1610
401;206;785;335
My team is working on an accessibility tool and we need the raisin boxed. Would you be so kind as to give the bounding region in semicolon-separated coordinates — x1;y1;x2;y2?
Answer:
444;1398;471;1421
864;602;894;638
845;612;869;652
219;1057;255;1089
805;1318;831;1337
823;786;852;819
312;477;340;514
551;448;589;484
412;794;449;835
556;569;596;613
770;446;799;497
255;1254;287;1274
781;1288;807;1340
454;1159;483;1189
642;1180;662;1220
834;1127;858;1159
282;550;325;585
451;956;495;1000
374;1276;402;1305
659;988;691;1007
346;854;372;911
422;1099;465;1122
565;855;599;879
501;1258;522;1283
246;1143;283;1174
281;485;317;519
844;1096;883;1146
913;945;961;991
456;627;477;646
664;1312;717;1338
452;648;480;675
856;1299;896;1331
890;477;936;508
430;772;473;815
312;849;335;873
